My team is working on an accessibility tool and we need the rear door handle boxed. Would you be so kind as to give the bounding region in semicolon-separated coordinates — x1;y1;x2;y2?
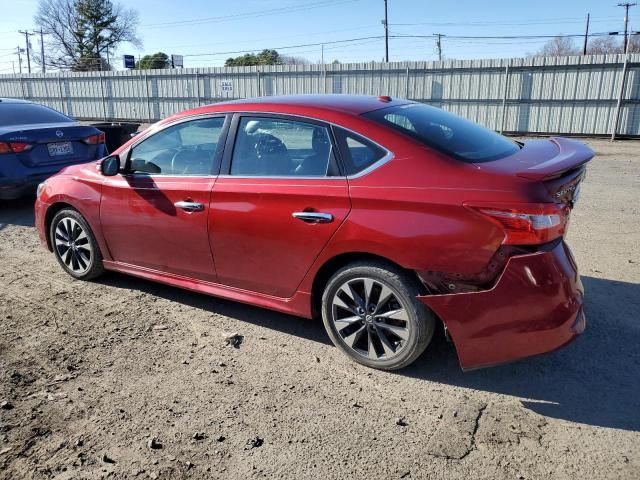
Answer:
292;212;333;223
174;201;205;212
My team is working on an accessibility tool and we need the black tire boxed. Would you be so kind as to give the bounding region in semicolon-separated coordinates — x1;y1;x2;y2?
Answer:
321;261;436;370
50;208;104;280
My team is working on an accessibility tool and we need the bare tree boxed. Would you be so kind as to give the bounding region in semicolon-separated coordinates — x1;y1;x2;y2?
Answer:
588;36;622;55
280;55;311;65
34;0;141;71
588;34;640;54
536;36;580;56
627;33;640;53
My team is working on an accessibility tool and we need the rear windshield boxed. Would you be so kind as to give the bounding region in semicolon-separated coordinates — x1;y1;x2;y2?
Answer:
363;103;520;163
0;103;73;127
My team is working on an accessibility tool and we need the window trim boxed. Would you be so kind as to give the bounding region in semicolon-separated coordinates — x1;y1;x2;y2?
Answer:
331;125;393;179
123;113;231;178
220;113;343;179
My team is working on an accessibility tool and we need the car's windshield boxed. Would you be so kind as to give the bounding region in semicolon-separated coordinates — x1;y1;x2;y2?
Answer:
363;103;520;163
0;103;73;127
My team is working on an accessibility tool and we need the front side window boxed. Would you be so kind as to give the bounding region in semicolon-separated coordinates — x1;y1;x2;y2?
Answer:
231;117;332;177
363;103;520;163
129;117;225;175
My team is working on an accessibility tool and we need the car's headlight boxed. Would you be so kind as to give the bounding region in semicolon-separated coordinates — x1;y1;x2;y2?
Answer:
36;182;46;198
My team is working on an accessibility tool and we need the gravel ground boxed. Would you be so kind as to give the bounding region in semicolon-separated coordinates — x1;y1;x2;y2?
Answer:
0;138;638;480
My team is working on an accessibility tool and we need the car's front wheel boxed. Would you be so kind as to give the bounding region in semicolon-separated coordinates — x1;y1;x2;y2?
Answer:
50;208;104;280
321;261;436;370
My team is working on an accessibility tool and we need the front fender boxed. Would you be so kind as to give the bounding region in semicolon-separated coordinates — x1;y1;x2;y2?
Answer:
37;174;110;260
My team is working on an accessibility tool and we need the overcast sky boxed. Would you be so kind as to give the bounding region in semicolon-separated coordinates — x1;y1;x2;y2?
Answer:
0;0;635;72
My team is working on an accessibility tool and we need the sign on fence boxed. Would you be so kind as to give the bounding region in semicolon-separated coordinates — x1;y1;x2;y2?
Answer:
171;55;184;68
221;80;233;92
123;55;135;69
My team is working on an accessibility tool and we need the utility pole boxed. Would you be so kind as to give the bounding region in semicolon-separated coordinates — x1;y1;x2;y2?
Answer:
434;33;444;61
383;0;389;62
618;3;637;53
16;46;23;74
583;13;590;55
18;30;35;74
40;28;45;73
321;43;324;64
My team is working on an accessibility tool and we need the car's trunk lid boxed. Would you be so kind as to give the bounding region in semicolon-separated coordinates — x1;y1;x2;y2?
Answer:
479;137;593;206
0;122;101;167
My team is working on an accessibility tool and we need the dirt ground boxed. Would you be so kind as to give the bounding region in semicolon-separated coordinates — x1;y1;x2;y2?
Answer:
0;138;638;480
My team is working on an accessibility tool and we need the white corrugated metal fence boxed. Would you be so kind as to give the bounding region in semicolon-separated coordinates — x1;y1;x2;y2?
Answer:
1;54;638;137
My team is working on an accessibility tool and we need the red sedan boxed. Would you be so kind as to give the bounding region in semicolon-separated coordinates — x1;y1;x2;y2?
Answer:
34;95;591;370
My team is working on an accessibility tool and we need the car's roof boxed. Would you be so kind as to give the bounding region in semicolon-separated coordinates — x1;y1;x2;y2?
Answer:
219;95;408;114
0;98;32;104
173;95;411;122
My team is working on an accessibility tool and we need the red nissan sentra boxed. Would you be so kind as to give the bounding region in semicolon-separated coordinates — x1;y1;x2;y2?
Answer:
34;95;591;370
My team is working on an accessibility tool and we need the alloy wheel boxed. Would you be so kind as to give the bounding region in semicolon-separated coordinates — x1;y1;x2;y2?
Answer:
54;217;93;275
330;277;410;360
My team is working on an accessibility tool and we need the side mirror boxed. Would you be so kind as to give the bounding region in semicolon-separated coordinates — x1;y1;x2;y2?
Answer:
100;155;120;176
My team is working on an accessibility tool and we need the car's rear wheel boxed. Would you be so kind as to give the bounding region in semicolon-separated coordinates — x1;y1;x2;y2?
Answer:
321;261;436;370
50;208;104;280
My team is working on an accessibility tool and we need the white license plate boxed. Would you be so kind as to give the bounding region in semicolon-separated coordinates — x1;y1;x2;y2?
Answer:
48;141;73;156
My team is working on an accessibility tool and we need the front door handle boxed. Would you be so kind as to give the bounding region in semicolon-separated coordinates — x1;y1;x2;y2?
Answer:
174;201;205;212
292;212;333;223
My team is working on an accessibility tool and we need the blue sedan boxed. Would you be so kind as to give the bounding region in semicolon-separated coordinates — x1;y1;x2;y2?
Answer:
0;98;107;200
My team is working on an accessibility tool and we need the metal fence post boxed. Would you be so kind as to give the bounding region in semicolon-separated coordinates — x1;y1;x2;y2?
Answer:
195;71;200;107
405;66;410;99
257;70;261;97
57;74;65;114
611;53;630;141
144;73;152;123
99;71;107;121
499;62;510;134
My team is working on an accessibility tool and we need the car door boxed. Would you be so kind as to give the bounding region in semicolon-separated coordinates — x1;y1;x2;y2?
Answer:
210;114;351;298
100;115;229;282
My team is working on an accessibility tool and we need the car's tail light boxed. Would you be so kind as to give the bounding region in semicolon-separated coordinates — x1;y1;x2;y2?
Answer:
466;203;570;245
0;142;34;154
84;132;106;145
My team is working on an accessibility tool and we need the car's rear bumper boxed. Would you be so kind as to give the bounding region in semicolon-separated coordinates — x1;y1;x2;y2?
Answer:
0;174;54;199
419;240;585;370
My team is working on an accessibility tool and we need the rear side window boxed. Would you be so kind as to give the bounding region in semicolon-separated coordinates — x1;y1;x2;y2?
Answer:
363;104;519;163
0;103;73;127
333;128;387;176
230;117;333;177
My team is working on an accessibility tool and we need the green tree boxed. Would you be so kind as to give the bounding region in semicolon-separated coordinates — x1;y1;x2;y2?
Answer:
35;0;141;71
136;52;170;70
225;49;282;67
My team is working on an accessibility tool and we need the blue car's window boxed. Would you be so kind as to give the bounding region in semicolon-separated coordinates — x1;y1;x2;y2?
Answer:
0;103;73;126
363;104;520;163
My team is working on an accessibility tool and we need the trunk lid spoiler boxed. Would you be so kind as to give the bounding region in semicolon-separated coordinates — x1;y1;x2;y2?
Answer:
478;137;594;182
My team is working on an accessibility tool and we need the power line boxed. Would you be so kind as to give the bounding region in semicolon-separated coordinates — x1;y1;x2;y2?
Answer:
181;35;386;58
140;0;359;29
